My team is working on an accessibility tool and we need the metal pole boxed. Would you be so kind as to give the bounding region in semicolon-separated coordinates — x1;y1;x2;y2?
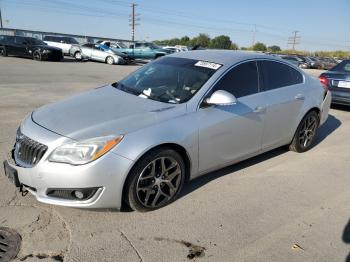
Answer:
0;7;3;28
131;3;136;41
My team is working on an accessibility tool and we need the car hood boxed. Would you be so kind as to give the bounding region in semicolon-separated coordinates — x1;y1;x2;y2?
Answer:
31;85;185;141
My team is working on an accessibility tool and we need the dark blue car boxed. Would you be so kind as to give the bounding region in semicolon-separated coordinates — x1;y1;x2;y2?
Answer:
319;60;350;106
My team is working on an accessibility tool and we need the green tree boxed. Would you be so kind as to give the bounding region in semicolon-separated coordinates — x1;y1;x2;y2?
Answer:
268;45;281;52
209;35;232;49
230;43;239;50
240;46;248;50
191;33;211;48
168;38;181;46
180;36;190;45
252;42;267;51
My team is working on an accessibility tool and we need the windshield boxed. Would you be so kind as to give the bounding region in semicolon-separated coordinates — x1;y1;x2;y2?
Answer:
115;57;218;104
115;42;128;48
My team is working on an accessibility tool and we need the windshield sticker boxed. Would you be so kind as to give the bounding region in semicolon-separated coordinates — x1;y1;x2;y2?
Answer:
195;61;222;70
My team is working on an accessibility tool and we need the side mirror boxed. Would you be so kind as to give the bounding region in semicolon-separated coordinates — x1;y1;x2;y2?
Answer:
204;90;237;106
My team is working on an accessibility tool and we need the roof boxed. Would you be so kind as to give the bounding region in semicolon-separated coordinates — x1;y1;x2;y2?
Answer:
169;50;274;66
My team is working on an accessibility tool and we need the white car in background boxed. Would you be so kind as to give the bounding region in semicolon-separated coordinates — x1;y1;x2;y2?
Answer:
43;35;79;55
162;45;189;53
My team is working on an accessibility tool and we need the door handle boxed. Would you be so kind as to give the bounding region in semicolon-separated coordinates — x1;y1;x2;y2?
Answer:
253;106;266;113
295;94;305;100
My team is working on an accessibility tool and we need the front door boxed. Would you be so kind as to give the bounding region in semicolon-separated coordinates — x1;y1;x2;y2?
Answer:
198;61;266;173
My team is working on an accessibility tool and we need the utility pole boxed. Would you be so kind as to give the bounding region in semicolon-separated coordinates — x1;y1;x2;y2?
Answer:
129;3;140;42
0;7;3;28
287;30;301;50
252;24;257;46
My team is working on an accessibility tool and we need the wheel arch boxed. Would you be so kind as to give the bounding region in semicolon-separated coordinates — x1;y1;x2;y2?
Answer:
121;142;192;207
290;106;321;145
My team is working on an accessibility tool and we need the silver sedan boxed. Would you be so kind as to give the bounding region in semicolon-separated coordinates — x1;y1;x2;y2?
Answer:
69;43;127;65
4;50;331;211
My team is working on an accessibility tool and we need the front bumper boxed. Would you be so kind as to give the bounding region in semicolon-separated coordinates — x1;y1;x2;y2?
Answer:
4;119;134;209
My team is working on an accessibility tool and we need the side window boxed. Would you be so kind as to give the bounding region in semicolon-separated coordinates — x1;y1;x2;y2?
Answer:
15;37;26;45
211;61;259;98
261;61;303;91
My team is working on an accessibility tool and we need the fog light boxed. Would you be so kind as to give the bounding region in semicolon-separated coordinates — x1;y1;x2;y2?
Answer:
74;190;84;200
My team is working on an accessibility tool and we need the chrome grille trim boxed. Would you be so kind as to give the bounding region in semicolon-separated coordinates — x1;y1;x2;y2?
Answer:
14;132;48;168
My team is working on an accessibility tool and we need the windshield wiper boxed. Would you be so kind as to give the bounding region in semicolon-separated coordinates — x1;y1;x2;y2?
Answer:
113;82;142;96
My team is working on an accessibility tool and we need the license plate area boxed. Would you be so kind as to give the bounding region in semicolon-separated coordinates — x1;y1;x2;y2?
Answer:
3;160;21;187
338;81;350;88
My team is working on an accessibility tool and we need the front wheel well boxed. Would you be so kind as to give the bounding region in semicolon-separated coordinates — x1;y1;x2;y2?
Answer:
121;143;191;208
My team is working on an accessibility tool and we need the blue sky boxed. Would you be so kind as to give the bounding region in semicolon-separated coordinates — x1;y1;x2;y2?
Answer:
1;0;349;51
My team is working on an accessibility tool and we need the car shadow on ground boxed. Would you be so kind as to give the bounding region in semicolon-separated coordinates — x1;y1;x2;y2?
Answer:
342;219;350;262
332;104;350;112
179;113;341;201
312;114;341;147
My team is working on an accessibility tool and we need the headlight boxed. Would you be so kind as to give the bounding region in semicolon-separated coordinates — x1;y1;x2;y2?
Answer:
42;49;51;54
48;135;123;165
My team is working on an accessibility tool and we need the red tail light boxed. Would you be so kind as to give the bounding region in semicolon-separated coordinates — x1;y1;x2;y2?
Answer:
319;75;329;91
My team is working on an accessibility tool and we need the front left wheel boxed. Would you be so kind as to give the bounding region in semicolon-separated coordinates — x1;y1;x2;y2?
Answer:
33;50;42;61
124;148;186;212
106;56;114;65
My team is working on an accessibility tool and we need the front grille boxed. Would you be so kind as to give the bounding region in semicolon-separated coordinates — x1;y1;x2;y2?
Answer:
14;133;48;167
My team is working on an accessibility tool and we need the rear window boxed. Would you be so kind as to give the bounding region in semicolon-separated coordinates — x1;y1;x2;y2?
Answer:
260;60;303;91
330;60;350;72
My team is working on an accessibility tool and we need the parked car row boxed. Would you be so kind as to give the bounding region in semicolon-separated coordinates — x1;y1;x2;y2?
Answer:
277;54;339;69
96;41;171;60
0;35;175;64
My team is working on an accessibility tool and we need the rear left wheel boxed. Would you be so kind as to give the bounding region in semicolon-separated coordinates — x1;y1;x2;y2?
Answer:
124;148;186;212
0;46;7;57
289;111;319;153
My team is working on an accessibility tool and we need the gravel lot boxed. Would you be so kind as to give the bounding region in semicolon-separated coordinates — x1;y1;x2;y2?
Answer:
0;56;349;262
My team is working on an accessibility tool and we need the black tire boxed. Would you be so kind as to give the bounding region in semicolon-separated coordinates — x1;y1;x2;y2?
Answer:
32;50;42;61
74;51;82;61
124;147;186;212
289;110;320;153
0;46;7;57
106;56;114;65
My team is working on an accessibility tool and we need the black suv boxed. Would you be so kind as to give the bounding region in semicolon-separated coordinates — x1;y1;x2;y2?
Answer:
0;35;63;61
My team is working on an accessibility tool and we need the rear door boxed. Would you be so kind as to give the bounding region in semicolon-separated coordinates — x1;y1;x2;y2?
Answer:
14;37;29;57
91;45;107;61
258;60;305;149
198;61;266;173
80;44;93;58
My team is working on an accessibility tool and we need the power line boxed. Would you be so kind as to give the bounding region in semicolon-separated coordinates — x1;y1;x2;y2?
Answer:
287;30;301;50
129;3;140;41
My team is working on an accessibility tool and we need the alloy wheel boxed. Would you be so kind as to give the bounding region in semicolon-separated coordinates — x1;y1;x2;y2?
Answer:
75;52;82;60
106;56;114;65
33;51;41;61
136;156;182;208
298;114;318;148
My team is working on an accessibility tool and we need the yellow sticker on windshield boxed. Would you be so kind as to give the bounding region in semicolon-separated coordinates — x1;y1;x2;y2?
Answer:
195;61;222;70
